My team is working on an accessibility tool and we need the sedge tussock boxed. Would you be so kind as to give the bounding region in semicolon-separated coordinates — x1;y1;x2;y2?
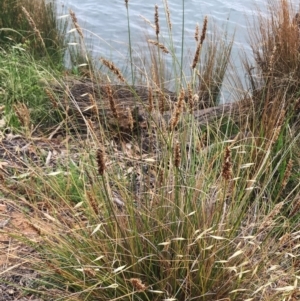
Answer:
100;58;125;82
69;9;83;39
21;6;46;50
148;39;169;53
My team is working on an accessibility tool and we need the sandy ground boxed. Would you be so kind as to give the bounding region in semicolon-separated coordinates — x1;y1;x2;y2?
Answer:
0;201;45;301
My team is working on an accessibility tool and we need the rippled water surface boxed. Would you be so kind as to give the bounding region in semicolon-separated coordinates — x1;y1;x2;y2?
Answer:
58;1;298;99
61;0;266;55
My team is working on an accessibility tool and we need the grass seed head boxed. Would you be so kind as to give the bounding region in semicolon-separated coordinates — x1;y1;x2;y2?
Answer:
195;22;199;42
170;88;185;130
127;107;134;131
22;6;46;50
45;88;58;108
100;58;125;82
148;39;169;53
69;9;83;39
155;5;160;37
282;159;293;189
87;191;99;215
174;141;181;168
106;85;119;120
129;278;147;292
165;0;172;30
200;16;208;46
96;148;106;176
222;146;232;181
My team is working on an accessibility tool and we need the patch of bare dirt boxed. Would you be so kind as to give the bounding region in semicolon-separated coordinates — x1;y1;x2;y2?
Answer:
0;200;46;301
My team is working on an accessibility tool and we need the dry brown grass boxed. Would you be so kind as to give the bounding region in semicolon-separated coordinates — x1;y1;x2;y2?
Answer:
244;0;300;135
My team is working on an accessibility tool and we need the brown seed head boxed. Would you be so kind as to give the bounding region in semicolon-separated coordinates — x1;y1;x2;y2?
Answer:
192;43;201;69
148;39;169;53
106;85;119;120
127;107;134;131
282;159;293;189
21;6;46;50
45;88;58;108
69;9;84;39
87;191;99;215
174;141;181;168
155;5;160;37
222;146;232;181
200;16;208;46
100;58;125;82
125;0;128;9
195;23;199;42
165;1;172;30
129;278;147;292
187;83;193;112
96;148;106;176
170;88;185;130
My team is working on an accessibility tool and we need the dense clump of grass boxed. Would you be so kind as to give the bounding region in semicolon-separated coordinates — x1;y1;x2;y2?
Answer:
0;0;67;64
0;1;299;301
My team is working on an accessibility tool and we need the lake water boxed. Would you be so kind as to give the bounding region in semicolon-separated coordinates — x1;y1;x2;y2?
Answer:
58;0;298;100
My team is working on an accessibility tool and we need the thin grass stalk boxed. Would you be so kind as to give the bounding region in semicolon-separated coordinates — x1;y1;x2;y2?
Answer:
125;1;134;85
179;0;185;84
154;4;163;92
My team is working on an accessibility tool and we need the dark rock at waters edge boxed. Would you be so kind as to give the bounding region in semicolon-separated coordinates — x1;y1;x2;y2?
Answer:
47;76;247;135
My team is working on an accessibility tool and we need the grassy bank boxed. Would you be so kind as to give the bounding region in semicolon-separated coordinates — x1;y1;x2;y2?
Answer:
0;0;299;301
